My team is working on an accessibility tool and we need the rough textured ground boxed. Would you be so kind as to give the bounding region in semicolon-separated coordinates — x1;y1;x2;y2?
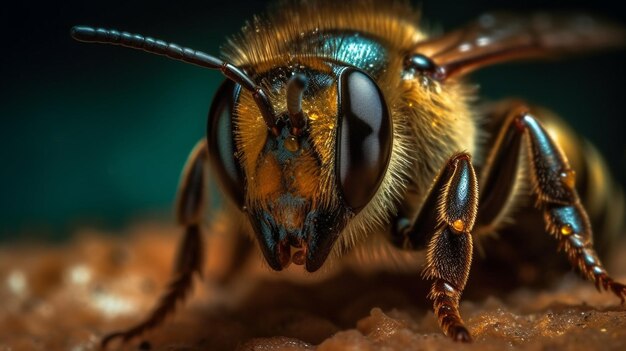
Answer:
1;222;626;351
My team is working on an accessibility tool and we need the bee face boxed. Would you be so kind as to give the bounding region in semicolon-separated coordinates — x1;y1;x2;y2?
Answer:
208;65;392;271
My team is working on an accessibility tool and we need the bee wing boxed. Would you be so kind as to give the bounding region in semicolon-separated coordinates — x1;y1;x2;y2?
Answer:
413;12;626;80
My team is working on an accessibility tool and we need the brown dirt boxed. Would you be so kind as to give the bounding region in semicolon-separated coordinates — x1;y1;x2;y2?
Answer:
1;222;625;351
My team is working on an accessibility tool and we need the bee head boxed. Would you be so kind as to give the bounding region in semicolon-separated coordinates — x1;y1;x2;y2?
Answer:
208;65;392;271
69;27;395;272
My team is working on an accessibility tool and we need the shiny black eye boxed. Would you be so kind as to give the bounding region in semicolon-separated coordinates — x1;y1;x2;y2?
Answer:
207;80;245;207
405;53;436;72
403;53;445;81
336;67;392;211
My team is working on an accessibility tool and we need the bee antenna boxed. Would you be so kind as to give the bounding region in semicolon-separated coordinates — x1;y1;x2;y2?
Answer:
286;74;308;135
71;25;278;134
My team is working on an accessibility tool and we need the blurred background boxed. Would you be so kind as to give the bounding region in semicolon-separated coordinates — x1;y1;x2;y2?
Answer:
1;0;624;240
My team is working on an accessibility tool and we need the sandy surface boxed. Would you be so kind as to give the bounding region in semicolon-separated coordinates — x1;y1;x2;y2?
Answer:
1;222;625;351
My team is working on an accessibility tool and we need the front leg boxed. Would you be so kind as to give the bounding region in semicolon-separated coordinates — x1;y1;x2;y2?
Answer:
102;140;208;348
394;153;479;342
477;105;626;301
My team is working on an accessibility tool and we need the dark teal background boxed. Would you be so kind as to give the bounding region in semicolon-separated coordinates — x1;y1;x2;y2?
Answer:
1;0;624;239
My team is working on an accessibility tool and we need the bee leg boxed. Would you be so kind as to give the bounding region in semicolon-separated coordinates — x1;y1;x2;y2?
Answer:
102;140;208;348
394;153;479;342
477;106;626;301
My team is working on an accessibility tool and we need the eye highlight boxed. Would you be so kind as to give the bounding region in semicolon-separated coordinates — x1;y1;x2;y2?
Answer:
207;80;245;207
336;67;392;212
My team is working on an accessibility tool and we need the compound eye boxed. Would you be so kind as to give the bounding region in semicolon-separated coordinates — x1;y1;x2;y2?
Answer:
207;80;245;207
336;68;392;211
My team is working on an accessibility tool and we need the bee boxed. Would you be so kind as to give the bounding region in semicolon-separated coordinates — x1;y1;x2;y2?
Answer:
70;0;626;346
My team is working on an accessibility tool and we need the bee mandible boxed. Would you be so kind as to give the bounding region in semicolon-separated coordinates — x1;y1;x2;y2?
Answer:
70;0;626;346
